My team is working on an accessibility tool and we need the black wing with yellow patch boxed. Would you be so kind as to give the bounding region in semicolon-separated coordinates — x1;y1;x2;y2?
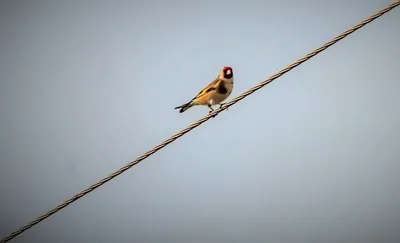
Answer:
191;78;221;100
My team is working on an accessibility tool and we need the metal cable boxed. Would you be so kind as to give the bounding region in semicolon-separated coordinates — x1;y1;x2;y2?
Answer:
2;1;399;242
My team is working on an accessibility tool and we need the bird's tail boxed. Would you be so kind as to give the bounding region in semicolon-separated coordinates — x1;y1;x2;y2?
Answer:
174;101;194;113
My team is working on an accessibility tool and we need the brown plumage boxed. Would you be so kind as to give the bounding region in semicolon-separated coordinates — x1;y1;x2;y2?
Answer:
175;66;234;114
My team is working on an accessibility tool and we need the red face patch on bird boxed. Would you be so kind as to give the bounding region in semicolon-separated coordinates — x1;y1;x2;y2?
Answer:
222;66;233;79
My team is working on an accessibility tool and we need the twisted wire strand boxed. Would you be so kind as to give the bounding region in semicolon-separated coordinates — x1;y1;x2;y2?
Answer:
2;1;399;242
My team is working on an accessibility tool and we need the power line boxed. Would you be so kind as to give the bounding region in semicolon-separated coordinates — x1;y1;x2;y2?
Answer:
2;1;399;242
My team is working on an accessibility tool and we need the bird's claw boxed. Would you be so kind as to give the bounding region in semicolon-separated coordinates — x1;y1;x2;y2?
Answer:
209;110;217;118
219;103;228;111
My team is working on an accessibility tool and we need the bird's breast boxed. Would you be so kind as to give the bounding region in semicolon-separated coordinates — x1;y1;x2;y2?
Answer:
208;81;233;105
222;81;233;96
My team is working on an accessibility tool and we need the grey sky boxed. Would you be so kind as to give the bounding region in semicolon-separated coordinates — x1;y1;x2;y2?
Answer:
1;0;399;242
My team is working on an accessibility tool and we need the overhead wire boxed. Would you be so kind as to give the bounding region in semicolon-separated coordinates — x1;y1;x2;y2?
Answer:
2;1;399;242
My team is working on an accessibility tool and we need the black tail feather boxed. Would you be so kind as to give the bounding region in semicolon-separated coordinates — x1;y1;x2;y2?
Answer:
174;101;192;113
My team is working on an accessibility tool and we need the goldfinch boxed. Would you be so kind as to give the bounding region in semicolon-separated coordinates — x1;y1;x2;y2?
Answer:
175;66;234;114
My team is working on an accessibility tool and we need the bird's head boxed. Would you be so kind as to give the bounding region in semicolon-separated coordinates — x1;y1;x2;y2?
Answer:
220;66;233;80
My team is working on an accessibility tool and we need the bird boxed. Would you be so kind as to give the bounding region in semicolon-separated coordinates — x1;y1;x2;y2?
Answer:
174;66;234;115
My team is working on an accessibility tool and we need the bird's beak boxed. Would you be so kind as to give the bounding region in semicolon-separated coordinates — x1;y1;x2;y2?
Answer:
226;69;231;75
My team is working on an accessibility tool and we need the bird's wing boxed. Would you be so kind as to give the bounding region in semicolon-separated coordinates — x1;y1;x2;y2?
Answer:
191;77;221;101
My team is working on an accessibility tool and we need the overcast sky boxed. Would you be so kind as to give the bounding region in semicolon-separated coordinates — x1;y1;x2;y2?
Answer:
1;0;399;242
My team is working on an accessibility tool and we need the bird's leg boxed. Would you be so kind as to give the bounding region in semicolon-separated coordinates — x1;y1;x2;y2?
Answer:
208;105;217;118
219;102;228;111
